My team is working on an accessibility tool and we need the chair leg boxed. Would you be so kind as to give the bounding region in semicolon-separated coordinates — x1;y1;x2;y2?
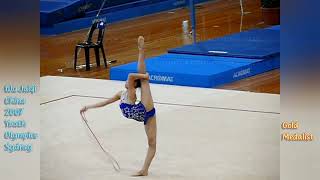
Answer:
84;48;90;71
74;46;79;70
94;47;100;67
100;45;107;68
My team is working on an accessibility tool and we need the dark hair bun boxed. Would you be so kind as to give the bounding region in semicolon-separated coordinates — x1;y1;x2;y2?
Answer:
134;79;141;88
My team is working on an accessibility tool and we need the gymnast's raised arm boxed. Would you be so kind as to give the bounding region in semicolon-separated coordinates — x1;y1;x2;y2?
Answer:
80;91;121;113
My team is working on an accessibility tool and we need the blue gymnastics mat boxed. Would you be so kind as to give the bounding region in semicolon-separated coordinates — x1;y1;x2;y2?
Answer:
168;29;280;59
266;25;280;31
110;54;280;88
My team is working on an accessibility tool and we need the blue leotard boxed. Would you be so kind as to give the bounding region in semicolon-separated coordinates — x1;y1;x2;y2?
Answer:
119;91;155;125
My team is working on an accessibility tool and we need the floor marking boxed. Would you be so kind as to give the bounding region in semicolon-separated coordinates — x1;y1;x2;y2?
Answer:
41;94;279;115
208;50;228;54
40;95;73;105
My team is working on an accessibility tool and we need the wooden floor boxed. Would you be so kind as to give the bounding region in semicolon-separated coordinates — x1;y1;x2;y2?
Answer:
40;0;280;94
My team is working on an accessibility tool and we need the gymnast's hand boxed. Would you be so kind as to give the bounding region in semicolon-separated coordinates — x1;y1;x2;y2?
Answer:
80;106;88;113
138;36;144;50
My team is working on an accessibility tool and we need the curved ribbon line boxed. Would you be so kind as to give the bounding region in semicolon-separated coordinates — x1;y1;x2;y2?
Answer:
80;111;121;172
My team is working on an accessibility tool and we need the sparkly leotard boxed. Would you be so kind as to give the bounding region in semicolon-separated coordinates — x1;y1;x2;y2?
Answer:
119;90;155;125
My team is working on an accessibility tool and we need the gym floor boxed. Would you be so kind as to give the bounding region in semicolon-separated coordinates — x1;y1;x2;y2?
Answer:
40;0;280;94
40;76;279;180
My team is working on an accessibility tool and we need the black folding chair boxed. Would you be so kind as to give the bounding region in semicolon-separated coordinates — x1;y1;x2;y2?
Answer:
74;20;107;71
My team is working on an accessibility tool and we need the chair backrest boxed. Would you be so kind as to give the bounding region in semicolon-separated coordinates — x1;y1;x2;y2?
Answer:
85;20;105;45
96;21;106;45
86;21;98;43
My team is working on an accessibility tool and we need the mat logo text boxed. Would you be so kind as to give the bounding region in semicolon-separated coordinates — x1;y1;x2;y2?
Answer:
150;75;174;82
233;68;251;78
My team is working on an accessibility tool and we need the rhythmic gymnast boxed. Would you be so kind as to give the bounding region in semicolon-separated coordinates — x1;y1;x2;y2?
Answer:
80;36;157;176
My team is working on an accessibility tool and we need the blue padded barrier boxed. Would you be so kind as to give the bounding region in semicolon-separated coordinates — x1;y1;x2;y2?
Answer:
110;54;280;88
168;29;280;59
41;0;212;35
40;0;85;26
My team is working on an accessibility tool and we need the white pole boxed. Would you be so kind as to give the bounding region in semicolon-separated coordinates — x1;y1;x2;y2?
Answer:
189;0;196;44
240;0;244;15
240;13;243;32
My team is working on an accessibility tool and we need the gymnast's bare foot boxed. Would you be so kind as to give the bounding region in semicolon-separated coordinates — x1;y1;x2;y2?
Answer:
132;170;148;176
138;36;144;50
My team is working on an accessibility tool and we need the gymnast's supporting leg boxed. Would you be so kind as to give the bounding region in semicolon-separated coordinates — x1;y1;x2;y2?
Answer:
137;36;146;74
141;116;157;176
133;80;157;176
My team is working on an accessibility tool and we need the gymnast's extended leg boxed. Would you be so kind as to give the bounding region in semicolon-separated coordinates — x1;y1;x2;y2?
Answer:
137;36;146;74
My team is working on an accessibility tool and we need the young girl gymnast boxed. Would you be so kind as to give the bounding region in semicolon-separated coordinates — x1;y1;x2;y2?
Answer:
80;36;157;176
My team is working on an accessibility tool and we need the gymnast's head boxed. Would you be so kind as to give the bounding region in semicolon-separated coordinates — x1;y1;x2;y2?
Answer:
125;79;141;89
